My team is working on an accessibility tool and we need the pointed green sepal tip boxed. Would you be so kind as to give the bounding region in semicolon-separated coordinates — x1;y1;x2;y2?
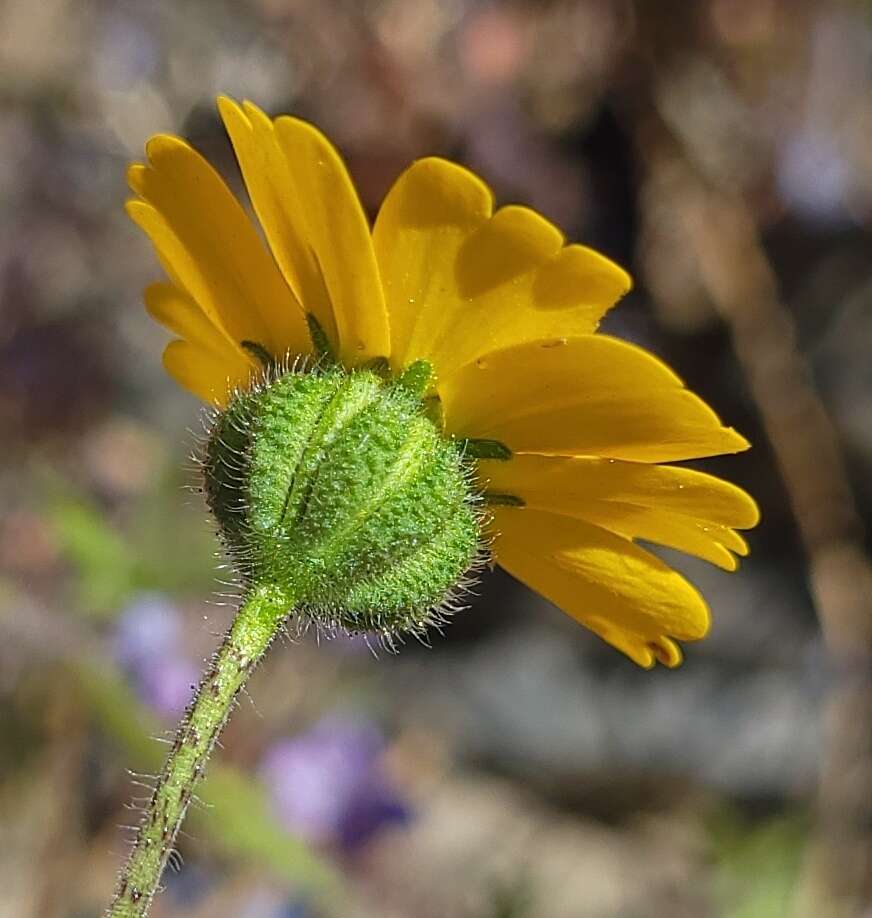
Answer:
483;492;525;507
395;359;434;398
241;339;276;370
459;438;512;460
204;364;482;637
305;313;337;364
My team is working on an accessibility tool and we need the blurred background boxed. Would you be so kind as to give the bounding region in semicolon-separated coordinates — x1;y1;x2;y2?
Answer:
2;0;872;915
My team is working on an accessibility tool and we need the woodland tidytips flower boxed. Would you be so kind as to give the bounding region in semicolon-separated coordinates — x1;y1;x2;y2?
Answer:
110;98;758;918
128;97;757;668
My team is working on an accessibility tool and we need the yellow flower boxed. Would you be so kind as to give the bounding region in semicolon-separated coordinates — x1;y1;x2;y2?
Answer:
127;97;759;669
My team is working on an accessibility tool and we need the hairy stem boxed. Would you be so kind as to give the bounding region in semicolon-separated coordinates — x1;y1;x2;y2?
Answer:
106;584;293;917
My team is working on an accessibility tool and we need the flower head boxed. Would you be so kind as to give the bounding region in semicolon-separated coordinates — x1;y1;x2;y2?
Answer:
127;97;759;668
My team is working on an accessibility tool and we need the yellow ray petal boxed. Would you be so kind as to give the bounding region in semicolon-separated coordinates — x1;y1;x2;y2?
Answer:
716;527;749;556
479;454;758;571
127;135;309;360
491;507;710;667
144;282;254;364
373;157;630;380
218;97;389;364
479;454;757;569
372;157;492;370
479;454;759;527
569;500;741;571
441;335;749;462
162;339;253;407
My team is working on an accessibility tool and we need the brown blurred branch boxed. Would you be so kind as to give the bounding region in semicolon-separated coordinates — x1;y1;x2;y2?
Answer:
623;4;872;914
683;174;872;918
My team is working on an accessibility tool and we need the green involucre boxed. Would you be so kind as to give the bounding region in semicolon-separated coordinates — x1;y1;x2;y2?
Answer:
204;364;483;636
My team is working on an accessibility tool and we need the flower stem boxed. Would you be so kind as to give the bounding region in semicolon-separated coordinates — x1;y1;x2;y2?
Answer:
106;584;293;917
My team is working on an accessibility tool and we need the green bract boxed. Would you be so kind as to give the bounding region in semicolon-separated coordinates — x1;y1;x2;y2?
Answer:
204;363;482;637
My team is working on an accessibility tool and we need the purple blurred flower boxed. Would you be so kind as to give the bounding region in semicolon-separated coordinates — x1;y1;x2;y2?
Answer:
778;129;851;226
114;593;197;719
114;593;181;669
138;654;199;719
94;11;160;90
237;889;312;918
260;716;411;853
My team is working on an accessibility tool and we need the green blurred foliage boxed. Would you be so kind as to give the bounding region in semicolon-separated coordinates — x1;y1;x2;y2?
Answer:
711;808;808;918
45;468;216;618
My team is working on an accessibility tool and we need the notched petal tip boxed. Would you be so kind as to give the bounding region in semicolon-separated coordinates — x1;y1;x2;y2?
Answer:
126;162;148;195
719;552;740;573
534;244;634;319
578;244;634;297
630;644;657;669
492;508;712;669
590;619;686;669
124;197;154;226
649;637;683;668
738;492;761;529
722;427;752;454
393;156;495;225
241;98;274;127
216;95;252;132
219;96;274;141
144;132;186;159
441;335;755;462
